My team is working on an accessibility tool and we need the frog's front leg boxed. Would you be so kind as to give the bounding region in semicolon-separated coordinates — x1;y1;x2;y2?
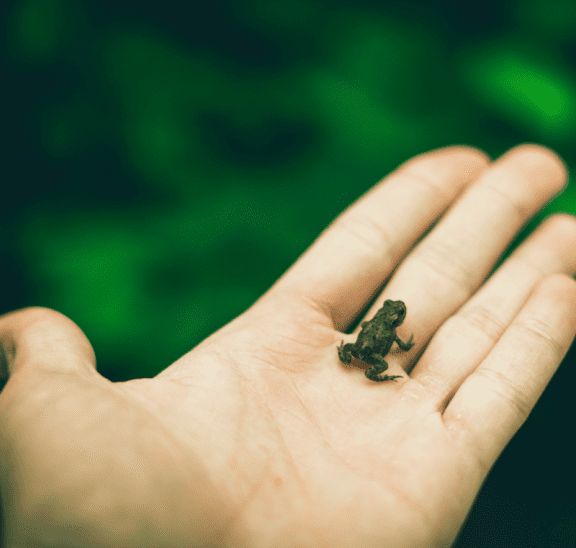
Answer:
364;355;403;382
395;333;414;352
337;341;355;363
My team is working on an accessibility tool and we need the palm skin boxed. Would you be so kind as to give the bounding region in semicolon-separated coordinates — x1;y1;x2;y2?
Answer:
0;301;475;548
1;144;576;548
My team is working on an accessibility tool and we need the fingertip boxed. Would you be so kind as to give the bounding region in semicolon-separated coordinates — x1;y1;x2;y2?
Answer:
498;143;569;188
406;144;492;166
398;145;491;181
440;144;492;164
397;144;491;188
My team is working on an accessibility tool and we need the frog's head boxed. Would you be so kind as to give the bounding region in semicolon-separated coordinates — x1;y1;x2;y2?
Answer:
384;300;407;326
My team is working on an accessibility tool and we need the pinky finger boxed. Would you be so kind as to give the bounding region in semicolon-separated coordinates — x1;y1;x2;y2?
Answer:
443;273;576;472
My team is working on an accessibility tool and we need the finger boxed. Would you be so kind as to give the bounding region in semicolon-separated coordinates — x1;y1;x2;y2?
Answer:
372;143;568;351
442;273;576;471
0;307;96;385
410;213;576;399
266;145;490;329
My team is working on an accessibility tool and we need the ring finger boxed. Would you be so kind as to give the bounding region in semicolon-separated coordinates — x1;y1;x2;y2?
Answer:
411;212;576;400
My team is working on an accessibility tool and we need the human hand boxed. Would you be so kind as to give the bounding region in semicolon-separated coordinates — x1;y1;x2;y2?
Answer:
1;144;575;548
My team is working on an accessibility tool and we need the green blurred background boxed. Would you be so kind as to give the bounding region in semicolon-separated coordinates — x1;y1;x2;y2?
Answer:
2;0;576;546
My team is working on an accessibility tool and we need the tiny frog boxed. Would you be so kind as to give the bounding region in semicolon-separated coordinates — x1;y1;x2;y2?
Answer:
337;299;414;382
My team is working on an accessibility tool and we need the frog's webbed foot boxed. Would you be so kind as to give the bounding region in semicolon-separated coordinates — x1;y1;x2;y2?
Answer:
364;357;403;382
366;371;403;382
337;341;354;363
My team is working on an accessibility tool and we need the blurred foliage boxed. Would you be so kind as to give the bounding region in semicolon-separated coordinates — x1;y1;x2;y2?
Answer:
6;0;575;381
3;0;576;376
3;0;576;545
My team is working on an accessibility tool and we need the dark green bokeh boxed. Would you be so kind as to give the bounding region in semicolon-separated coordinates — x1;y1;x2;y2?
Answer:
3;0;576;546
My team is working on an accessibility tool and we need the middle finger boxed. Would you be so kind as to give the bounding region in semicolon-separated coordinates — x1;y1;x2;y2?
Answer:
367;144;568;355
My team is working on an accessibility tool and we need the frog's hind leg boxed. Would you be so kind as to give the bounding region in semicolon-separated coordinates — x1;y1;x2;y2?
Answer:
364;356;403;382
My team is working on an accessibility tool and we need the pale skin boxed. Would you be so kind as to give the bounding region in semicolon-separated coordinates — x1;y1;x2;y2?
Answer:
1;145;576;548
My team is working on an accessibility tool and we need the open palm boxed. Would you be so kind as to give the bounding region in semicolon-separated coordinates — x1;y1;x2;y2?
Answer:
1;144;576;548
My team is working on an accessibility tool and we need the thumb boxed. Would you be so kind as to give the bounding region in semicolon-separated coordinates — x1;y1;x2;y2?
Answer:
0;306;97;386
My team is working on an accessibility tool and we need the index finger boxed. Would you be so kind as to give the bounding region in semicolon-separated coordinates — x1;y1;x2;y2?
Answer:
268;146;490;329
